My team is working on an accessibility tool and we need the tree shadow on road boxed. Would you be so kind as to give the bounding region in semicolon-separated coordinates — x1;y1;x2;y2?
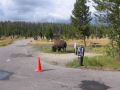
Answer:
79;80;110;90
0;70;14;80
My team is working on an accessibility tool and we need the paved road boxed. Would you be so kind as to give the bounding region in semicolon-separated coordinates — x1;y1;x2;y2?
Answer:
0;39;120;90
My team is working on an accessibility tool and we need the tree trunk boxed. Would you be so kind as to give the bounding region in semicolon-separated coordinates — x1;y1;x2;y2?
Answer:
83;36;86;46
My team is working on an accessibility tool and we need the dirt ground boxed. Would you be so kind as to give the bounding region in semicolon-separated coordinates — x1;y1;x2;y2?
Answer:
32;38;110;46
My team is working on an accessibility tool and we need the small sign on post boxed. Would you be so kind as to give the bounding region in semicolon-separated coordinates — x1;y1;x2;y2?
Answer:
74;42;77;55
77;46;85;66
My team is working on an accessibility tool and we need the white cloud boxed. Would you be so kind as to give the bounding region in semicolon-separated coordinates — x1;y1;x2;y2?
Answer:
87;0;97;13
0;0;96;22
46;0;75;21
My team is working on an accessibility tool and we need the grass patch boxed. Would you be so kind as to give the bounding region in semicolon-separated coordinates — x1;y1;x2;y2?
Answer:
32;38;110;46
0;38;14;47
85;46;107;54
32;38;109;54
32;39;53;45
66;38;110;46
33;44;106;54
66;56;120;70
33;44;75;54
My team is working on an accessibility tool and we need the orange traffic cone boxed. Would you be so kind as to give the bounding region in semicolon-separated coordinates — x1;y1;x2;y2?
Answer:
35;56;42;72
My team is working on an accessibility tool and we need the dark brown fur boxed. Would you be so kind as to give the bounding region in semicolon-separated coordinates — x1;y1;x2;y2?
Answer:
52;39;67;52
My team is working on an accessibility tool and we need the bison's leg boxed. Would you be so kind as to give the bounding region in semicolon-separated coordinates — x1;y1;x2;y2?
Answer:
52;46;56;52
64;43;67;52
58;47;61;52
64;47;66;52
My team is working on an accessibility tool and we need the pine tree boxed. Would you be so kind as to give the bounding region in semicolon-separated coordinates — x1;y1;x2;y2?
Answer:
71;0;91;46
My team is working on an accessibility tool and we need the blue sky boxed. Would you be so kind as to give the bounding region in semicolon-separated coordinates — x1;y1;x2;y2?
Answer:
0;0;96;23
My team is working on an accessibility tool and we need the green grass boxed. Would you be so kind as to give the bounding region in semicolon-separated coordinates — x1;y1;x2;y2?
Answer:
85;46;107;54
33;44;106;54
33;44;107;54
33;45;75;54
66;56;120;70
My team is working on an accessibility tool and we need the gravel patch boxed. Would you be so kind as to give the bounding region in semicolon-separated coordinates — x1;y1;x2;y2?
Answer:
40;52;102;66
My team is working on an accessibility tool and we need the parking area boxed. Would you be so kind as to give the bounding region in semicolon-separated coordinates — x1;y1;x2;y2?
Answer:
0;39;120;90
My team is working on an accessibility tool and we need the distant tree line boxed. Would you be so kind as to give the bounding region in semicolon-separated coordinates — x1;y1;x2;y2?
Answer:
0;21;107;40
0;21;77;40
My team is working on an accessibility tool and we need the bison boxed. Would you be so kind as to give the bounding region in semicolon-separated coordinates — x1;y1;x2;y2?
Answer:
52;39;67;52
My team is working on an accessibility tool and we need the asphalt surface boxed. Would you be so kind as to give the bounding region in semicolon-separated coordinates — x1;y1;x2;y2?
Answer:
0;39;120;90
